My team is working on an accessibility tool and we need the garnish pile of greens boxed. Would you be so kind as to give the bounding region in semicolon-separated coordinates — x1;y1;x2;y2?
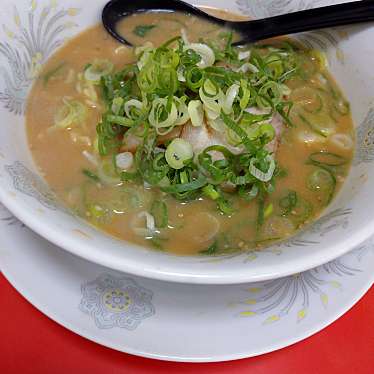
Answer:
91;33;302;222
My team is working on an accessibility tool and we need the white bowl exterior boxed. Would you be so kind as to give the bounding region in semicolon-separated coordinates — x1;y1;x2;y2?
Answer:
0;0;373;284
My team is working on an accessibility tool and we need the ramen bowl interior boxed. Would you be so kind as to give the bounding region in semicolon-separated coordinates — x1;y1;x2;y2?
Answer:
0;0;373;284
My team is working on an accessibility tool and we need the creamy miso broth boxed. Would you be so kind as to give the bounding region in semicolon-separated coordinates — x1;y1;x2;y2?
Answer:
117;10;232;46
27;9;354;256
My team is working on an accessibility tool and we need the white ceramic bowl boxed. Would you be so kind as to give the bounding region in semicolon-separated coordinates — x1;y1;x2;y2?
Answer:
0;0;373;284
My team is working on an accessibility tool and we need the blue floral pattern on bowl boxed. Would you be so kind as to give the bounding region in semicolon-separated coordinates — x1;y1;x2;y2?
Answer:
354;108;374;165
233;242;373;323
5;161;60;210
0;2;79;114
236;0;323;18
79;274;155;330
0;201;24;226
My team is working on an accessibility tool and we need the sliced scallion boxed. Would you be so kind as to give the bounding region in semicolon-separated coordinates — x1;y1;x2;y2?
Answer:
165;138;193;170
307;168;336;205
309;151;347;167
84;59;114;84
82;169;100;183
151;200;168;229
188;100;204;127
133;24;156;38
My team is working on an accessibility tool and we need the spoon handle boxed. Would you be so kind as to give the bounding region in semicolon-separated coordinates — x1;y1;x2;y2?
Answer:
230;0;374;44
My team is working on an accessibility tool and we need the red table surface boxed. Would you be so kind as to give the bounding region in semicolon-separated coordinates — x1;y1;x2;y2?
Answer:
1;273;373;374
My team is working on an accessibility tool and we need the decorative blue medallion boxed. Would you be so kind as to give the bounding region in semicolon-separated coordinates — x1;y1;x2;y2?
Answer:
79;274;155;330
354;108;374;165
5;161;59;210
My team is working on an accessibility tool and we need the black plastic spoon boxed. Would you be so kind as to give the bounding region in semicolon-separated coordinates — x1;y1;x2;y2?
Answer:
102;0;374;46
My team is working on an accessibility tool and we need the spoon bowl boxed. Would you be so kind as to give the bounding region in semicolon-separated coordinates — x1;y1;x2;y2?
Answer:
102;0;229;45
102;0;374;46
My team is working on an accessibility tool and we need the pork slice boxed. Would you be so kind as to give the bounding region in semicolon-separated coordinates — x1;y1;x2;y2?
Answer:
245;107;284;154
121;131;143;153
121;126;183;153
181;109;284;160
180;121;242;161
157;126;182;145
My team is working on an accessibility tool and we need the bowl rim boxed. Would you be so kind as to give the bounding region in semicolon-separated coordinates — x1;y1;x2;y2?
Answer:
0;184;372;284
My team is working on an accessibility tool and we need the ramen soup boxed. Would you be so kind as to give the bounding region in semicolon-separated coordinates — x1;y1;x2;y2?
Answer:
27;9;354;256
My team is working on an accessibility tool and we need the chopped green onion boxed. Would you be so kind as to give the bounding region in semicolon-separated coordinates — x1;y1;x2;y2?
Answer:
174;97;190;126
54;98;86;129
199;240;219;256
131;211;156;237
290;86;323;114
264;203;273;218
310;49;328;70
148;97;178;134
185;67;204;90
257;81;283;109
279;190;297;216
161;175;207;194
187;43;215;68
217;197;234;215
84;59;114;84
106;114;134;126
121;171;140;182
111;97;124;115
151;200;168;228
82;169;100;183
307;168;336;205
97;159;121;186
238;184;259;201
299;112;336;138
288;197;313;226
188;100;204;127
249;156;276;182
256;190;266;229
88;203;109;220
165;138;193;169
221;83;240;114
330;134;353;151
239;79;251;110
43;62;66;86
133;24;156;37
148;236;167;250
220;112;256;154
309;151;347;167
333;99;350;115
202;184;220;200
